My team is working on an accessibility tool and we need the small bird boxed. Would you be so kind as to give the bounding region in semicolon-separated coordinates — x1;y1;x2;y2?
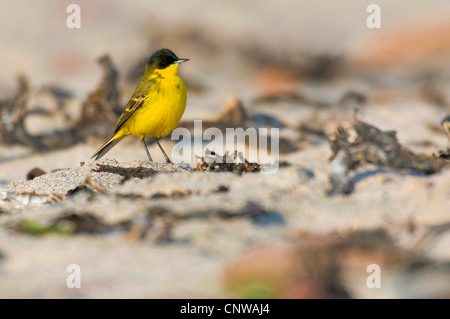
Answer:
91;48;189;163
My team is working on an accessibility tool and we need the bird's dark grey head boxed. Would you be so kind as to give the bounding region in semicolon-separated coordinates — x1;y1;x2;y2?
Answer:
147;49;181;69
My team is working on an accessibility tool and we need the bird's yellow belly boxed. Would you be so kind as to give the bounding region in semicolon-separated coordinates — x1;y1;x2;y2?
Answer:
124;78;187;139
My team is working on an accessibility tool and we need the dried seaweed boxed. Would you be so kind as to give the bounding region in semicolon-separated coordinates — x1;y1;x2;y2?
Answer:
12;212;127;236
0;76;85;151
297;92;366;139
125;211;172;243
67;177;108;197
149;201;282;226
0;75;44;149
433;115;450;159
338;90;367;106
150;189;191;199
290;228;443;297
0;189;63;213
38;84;74;120
211;185;230;193
134;201;278;243
195;151;261;175
436;150;450;159
327;118;448;195
224;225;450;298
10;202;280;243
77;54;121;130
12;218;74;236
53;212;122;234
0;55;122;151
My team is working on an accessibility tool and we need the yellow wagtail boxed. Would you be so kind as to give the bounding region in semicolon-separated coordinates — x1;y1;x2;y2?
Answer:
91;48;189;163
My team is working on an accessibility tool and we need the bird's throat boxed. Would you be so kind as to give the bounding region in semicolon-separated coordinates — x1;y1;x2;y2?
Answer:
149;64;180;80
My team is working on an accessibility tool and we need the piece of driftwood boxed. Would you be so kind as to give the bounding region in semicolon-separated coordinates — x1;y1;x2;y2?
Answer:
327;118;448;195
78;54;121;127
0;75;45;149
0;75;85;151
0;55;124;152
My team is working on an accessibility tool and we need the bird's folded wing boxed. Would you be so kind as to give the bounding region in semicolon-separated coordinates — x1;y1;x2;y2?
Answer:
114;95;147;133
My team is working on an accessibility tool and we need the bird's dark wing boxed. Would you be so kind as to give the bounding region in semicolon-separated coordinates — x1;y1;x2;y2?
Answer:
114;94;146;133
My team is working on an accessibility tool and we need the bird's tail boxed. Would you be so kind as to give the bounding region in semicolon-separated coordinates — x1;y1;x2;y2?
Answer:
91;132;126;160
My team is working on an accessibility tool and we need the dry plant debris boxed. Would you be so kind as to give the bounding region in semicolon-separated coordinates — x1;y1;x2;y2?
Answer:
327;118;448;195
195;151;261;175
9;201;280;243
0;189;63;213
67;177;109;196
441;116;450;142
435;115;450;158
78;54;121;126
0;75;42;149
11;211;127;236
224;228;450;298
0;55;124;153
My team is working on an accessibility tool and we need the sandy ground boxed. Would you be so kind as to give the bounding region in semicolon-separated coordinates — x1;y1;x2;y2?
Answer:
0;1;450;298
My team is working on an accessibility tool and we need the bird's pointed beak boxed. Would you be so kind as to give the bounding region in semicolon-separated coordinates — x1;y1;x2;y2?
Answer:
175;58;190;64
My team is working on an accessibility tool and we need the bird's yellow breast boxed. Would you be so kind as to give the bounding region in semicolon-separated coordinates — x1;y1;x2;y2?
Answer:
124;64;187;139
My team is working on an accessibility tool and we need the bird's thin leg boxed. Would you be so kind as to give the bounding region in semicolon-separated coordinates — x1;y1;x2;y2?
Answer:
154;138;172;164
141;137;153;162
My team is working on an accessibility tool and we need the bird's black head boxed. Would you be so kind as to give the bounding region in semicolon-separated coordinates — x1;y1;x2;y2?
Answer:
147;48;181;69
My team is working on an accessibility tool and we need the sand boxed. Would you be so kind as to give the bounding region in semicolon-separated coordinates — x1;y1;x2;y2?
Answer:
0;0;449;298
